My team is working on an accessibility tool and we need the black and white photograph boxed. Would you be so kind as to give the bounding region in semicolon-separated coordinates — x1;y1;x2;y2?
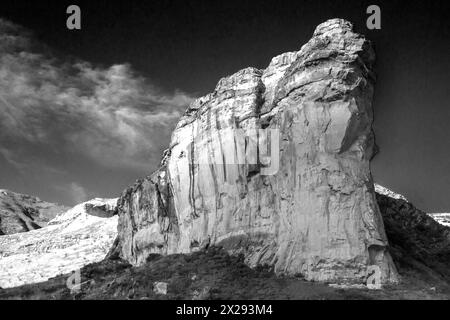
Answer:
0;0;449;305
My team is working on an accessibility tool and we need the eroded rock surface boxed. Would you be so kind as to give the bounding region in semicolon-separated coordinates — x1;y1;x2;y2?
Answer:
0;198;118;288
0;189;69;235
112;19;398;284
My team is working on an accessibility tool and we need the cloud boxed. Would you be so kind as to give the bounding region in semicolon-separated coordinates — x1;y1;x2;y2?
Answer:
0;147;28;173
0;18;195;174
68;182;88;204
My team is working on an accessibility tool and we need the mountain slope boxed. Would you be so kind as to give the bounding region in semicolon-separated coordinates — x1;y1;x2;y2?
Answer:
0;198;118;288
0;189;69;235
428;213;450;227
376;190;450;286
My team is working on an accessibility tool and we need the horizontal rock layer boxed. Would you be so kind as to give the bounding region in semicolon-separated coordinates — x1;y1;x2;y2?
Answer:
112;19;398;284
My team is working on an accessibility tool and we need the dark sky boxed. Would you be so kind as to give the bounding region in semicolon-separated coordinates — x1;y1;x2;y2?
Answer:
0;0;449;211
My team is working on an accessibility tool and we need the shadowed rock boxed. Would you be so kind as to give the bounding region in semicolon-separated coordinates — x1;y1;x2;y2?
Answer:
85;202;117;218
0;189;69;235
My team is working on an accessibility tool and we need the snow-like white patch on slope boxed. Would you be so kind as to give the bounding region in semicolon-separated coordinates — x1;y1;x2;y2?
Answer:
428;213;450;227
0;198;118;288
374;184;408;201
375;184;449;228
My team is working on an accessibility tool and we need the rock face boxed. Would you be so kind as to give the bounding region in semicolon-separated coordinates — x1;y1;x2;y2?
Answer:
0;189;69;235
0;198;118;288
112;19;398;284
85;202;116;218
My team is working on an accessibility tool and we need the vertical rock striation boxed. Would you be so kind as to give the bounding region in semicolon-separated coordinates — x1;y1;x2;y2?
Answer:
112;19;398;284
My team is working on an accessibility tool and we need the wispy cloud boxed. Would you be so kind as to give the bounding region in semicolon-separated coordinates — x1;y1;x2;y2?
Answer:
0;147;28;173
0;18;194;175
68;182;88;204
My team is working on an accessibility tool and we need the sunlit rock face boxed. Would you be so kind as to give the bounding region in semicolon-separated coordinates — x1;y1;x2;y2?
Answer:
0;198;118;288
113;19;398;284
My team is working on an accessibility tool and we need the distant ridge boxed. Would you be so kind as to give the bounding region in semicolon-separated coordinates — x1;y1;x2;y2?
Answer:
0;189;69;235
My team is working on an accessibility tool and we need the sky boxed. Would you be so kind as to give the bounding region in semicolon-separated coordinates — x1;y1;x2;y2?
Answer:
0;0;449;211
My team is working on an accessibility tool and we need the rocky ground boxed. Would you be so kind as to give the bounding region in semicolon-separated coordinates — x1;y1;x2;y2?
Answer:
0;246;449;300
0;189;449;300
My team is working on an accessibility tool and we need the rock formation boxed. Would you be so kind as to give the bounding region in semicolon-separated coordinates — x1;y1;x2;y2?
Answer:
0;189;69;235
111;19;399;284
0;198;118;288
85;201;117;218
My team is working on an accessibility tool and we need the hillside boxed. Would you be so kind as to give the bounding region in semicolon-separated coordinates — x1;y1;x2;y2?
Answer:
0;198;118;288
0;189;68;235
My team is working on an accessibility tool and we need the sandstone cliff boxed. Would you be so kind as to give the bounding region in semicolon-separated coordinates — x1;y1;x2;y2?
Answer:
111;19;399;284
0;189;69;235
